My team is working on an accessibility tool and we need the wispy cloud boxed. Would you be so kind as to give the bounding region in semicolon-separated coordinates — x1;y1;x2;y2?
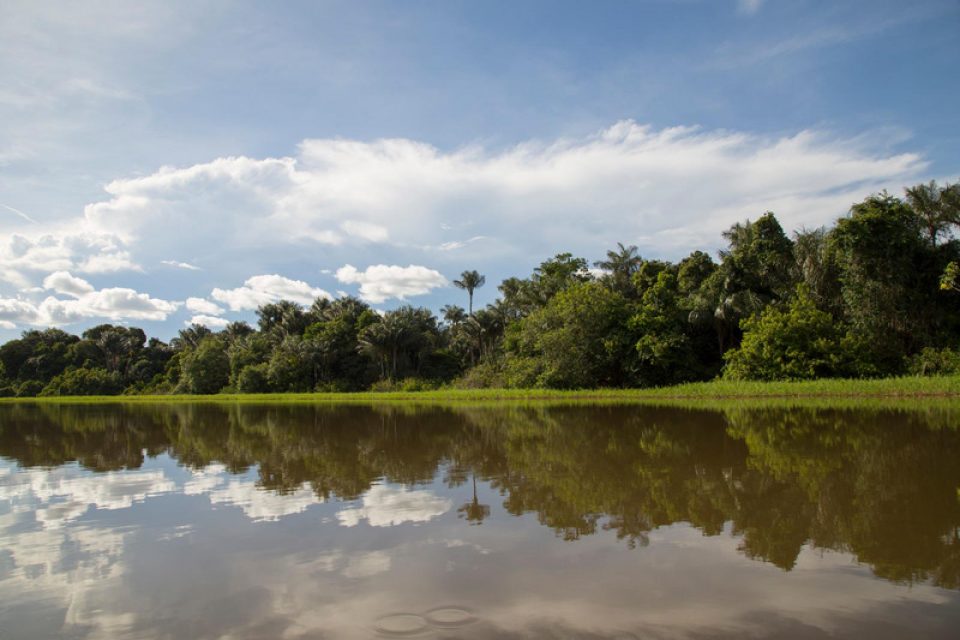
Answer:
711;9;942;69
1;203;35;223
737;0;765;16
161;260;200;271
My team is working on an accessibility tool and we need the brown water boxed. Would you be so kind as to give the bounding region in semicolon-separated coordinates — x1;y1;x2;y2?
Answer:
0;403;958;639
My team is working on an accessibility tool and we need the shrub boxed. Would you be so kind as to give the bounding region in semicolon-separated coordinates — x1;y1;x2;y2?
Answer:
16;380;44;397
40;367;122;396
907;347;960;376
237;363;271;393
724;286;848;381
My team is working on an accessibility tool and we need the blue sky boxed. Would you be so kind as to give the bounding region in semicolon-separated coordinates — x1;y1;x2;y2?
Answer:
1;0;958;340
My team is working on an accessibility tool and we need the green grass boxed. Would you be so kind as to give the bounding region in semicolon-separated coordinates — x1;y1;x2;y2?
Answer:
3;375;959;407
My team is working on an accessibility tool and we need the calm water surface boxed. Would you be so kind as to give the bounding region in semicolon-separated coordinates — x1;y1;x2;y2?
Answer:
0;403;958;639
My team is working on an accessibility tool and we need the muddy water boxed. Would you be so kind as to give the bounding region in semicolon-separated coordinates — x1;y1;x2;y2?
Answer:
1;402;958;638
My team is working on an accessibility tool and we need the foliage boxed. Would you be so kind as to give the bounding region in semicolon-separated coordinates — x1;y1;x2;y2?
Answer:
907;347;960;376
40;367;123;396
179;337;230;394
236;363;271;393
505;281;631;388
723;286;848;381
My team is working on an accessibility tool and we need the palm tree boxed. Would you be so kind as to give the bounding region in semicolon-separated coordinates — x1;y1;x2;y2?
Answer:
453;270;485;315
594;243;642;294
441;304;467;327
906;180;960;246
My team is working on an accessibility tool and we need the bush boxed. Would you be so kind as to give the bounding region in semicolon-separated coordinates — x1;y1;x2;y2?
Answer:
40;367;122;396
16;380;44;397
399;377;441;392
368;378;400;392
453;360;505;389
907;347;960;376
724;286;849;381
502;356;543;388
366;378;439;392
237;363;271;393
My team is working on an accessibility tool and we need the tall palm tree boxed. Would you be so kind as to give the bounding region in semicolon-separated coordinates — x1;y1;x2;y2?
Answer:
594;243;642;294
453;270;486;315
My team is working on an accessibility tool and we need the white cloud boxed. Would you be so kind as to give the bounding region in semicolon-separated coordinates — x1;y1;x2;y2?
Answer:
0;297;42;325
337;484;452;528
186;314;229;329
335;264;447;304
0;122;933;322
42;270;94;298
0;282;180;327
185;297;224;315
161;260;200;271
77;250;140;273
65;121;925;271
211;274;332;311
0;232;140;287
43;288;180;323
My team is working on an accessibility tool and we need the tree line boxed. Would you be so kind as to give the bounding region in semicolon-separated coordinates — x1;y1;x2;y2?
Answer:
1;180;959;396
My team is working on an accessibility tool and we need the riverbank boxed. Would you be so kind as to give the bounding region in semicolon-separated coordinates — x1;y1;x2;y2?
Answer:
3;374;958;405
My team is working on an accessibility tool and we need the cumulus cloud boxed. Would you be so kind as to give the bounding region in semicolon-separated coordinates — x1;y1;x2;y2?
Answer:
185;297;224;315
42;270;94;297
0;275;180;327
335;264;447;303
0;121;932;330
66;121;925;269
0;232;140;286
211;274;332;311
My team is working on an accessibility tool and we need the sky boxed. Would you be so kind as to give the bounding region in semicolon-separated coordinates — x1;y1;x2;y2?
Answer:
0;0;958;340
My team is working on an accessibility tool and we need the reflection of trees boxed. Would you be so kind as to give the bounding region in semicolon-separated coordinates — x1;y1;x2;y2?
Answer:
0;402;958;588
725;406;960;587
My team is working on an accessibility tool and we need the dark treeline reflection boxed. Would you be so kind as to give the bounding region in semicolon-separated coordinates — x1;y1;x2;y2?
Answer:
1;403;958;588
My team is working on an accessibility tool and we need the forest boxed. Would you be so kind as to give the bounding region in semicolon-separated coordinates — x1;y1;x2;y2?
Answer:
1;180;959;397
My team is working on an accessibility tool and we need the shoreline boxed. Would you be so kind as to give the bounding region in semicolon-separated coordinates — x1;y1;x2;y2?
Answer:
2;375;958;406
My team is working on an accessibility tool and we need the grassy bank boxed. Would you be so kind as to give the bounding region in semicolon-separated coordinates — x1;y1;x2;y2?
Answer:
2;375;958;406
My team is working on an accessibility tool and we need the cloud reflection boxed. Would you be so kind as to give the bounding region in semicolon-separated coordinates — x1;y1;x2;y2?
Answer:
337;484;453;528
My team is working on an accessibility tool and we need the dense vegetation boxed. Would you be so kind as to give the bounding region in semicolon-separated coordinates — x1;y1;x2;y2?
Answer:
2;180;959;397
